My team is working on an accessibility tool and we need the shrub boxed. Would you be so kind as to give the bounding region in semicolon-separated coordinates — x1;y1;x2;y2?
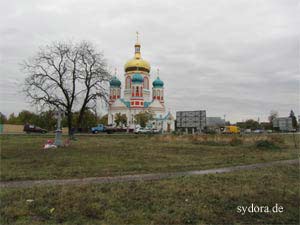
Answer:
255;140;280;150
229;137;243;146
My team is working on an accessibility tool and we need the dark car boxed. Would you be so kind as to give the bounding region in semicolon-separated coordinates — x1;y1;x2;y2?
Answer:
24;124;47;134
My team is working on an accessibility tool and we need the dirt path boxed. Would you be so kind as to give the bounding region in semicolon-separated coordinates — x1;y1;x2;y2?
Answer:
1;159;298;188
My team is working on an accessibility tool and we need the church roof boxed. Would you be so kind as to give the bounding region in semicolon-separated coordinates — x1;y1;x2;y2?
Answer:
110;76;121;87
154;112;174;121
120;99;130;108
153;76;164;88
132;73;144;83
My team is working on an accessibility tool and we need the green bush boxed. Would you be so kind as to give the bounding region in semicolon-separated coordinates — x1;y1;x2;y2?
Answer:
255;140;280;150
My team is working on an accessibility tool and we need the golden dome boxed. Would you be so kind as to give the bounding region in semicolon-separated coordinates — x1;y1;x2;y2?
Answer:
124;39;151;73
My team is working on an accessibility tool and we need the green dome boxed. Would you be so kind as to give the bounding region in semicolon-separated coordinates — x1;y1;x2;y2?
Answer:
132;73;144;83
110;76;121;87
152;77;164;88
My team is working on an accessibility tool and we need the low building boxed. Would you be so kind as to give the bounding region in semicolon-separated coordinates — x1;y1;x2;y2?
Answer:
272;117;293;132
150;112;175;132
176;110;206;133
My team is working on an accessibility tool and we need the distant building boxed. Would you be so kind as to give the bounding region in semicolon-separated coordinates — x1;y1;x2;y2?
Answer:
176;110;206;133
151;112;175;132
206;117;225;127
272;117;293;132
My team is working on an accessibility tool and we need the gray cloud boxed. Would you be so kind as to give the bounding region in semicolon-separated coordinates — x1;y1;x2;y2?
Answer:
0;0;299;122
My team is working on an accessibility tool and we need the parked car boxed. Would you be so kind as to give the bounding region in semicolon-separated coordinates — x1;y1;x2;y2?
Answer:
105;125;134;134
134;127;152;134
253;129;264;134
91;124;106;134
135;127;160;134
24;124;47;134
151;128;161;134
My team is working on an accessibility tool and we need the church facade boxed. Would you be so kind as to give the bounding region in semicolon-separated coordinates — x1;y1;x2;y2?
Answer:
108;36;174;132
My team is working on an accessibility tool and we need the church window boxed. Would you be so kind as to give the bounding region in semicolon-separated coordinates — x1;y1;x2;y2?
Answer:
144;77;149;89
126;77;131;89
136;86;139;96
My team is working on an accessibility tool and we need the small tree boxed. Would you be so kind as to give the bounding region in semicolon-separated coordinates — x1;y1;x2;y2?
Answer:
99;114;108;126
244;119;260;130
268;110;278;127
7;113;20;124
0;112;7;124
114;113;127;127
289;110;298;129
37;110;56;130
18;110;39;125
134;111;153;127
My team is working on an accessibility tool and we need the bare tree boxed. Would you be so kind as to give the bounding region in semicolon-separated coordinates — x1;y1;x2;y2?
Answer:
268;110;278;127
23;41;111;135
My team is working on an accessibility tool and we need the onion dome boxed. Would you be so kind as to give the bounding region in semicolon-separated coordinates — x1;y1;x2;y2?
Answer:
124;33;151;73
110;76;121;87
132;73;144;83
152;77;164;88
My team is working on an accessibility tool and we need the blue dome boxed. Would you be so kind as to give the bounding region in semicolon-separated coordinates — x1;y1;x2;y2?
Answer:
132;73;144;83
110;76;121;87
152;77;164;88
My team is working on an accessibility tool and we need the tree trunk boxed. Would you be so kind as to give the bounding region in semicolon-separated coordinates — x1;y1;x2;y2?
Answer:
67;111;73;137
77;106;88;130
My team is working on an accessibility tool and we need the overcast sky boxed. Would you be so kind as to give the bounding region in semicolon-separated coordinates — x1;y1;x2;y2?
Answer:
0;0;299;122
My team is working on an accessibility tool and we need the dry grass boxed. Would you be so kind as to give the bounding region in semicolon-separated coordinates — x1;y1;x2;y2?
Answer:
153;134;286;146
1;164;299;225
0;134;297;181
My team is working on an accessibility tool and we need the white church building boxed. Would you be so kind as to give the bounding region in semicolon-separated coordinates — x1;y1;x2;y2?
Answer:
108;35;174;132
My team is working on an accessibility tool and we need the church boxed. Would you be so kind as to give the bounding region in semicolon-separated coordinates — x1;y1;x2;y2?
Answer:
108;34;174;132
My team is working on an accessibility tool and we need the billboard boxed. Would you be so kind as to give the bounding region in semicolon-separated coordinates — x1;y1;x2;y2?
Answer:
176;110;206;131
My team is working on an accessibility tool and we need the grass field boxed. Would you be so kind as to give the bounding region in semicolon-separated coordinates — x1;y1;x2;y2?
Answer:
1;164;299;224
0;134;299;181
0;134;299;224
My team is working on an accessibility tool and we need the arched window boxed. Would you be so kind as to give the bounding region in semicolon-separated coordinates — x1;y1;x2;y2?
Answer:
136;86;139;96
126;77;131;89
143;77;149;89
132;87;134;96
